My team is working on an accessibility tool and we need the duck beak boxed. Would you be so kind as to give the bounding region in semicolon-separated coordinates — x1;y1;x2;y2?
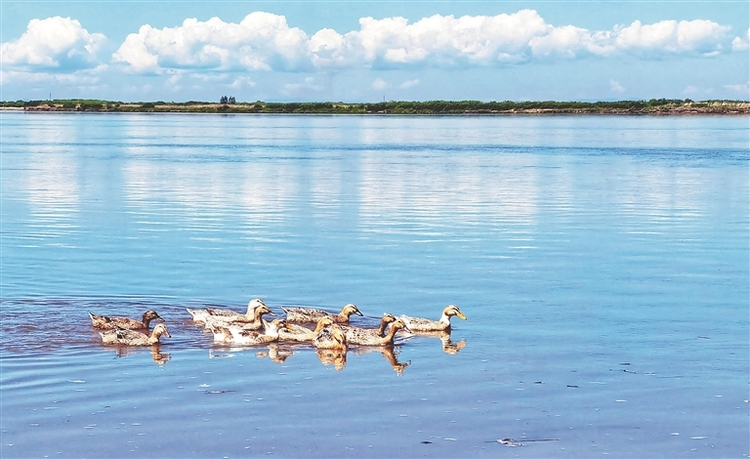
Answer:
457;312;467;320
355;309;364;316
163;329;171;338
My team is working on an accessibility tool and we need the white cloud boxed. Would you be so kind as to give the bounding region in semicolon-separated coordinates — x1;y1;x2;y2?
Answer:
614;19;729;56
731;28;750;51
349;10;551;67
724;81;750;96
283;76;323;94
1;16;106;71
1;11;738;79
371;78;387;90
610;79;625;93
231;76;257;88
112;13;309;73
399;79;420;89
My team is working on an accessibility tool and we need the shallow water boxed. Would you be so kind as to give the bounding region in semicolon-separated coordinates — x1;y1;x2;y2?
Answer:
1;113;748;457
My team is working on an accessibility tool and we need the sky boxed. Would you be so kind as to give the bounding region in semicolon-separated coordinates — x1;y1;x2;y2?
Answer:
1;1;748;103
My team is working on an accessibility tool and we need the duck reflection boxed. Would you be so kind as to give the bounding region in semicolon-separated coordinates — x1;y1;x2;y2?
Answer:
439;333;467;355
150;345;171;365
316;348;347;371
351;345;411;375
256;342;295;364
405;330;467;354
110;344;171;365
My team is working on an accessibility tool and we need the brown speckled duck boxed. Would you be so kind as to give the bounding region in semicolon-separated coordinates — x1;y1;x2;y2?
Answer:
344;319;408;346
186;298;270;324
312;323;348;351
202;303;274;331
99;323;171;346
340;313;397;345
283;303;363;325
399;305;466;333
89;310;162;330
278;316;335;342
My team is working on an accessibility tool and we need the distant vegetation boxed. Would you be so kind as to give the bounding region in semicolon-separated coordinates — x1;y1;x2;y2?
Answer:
3;98;748;115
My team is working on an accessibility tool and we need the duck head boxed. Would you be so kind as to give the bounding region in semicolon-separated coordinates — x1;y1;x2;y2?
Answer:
246;298;267;314
382;313;397;324
444;305;466;320
255;304;275;319
314;316;335;333
342;304;364;318
142;310;163;323
152;323;171;339
389;319;410;334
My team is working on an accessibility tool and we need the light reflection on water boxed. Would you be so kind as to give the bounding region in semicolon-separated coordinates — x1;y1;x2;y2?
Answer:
1;113;748;457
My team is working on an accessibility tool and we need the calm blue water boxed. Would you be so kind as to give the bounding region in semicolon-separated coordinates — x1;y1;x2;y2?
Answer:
1;112;748;457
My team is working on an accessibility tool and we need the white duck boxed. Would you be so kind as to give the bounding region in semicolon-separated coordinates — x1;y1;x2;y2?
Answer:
209;318;288;346
278;316;335;342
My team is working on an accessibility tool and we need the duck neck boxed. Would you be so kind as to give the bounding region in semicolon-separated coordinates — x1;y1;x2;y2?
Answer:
382;325;400;344
148;330;162;345
251;310;266;324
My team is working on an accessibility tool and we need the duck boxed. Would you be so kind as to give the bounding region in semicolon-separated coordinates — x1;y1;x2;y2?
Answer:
99;323;171;346
201;303;274;331
344;319;408;346
399;305;466;333
312;323;348;351
278;316;335;342
208;318;288;346
283;303;363;325
89;310;162;330
186;298;269;324
339;313;397;344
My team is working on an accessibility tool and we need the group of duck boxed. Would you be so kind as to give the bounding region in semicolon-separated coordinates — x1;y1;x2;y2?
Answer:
89;299;467;354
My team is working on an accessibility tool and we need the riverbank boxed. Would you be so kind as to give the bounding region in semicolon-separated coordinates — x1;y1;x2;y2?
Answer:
5;99;750;115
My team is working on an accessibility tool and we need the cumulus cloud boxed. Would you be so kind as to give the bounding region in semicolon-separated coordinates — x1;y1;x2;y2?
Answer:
113;11;732;73
724;81;750;96
731;28;750;51
112;12;309;73
231;76;257;88
399;79;420;89
322;10;551;67
614;19;730;56
610;80;625;93
1;16;106;71
371;78;387;90
1;11;737;78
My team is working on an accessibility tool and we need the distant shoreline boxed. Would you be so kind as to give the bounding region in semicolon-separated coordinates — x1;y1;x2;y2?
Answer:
4;99;749;115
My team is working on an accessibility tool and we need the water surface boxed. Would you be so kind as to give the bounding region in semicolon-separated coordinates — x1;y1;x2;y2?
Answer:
1;113;748;457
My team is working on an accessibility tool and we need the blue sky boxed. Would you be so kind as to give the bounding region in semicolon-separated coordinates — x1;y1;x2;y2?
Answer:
2;1;748;102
